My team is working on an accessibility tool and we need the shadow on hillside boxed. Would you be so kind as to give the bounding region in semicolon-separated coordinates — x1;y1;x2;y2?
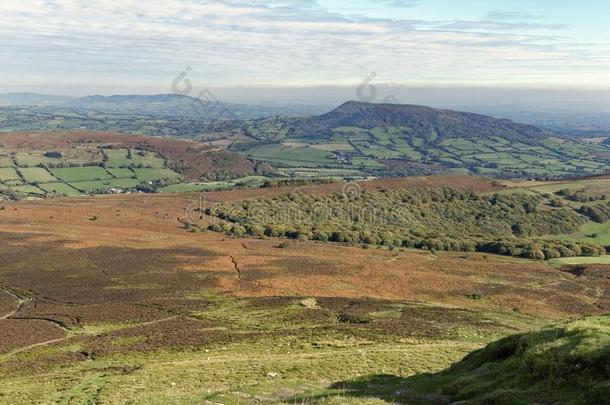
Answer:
286;373;444;404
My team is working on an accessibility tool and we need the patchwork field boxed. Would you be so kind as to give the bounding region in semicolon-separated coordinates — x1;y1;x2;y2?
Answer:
0;175;609;403
0;131;255;198
231;103;610;179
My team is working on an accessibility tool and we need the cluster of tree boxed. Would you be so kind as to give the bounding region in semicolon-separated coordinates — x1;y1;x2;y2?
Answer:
43;151;63;159
579;202;610;223
0;186;24;201
208;187;604;259
36;161;101;169
254;161;277;177
478;239;606;260
556;188;608;202
261;178;338;188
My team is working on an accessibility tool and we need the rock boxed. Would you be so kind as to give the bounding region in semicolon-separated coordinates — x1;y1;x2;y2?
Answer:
299;298;319;309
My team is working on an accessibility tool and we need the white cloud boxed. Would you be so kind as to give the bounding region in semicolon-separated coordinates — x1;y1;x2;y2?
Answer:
0;0;609;92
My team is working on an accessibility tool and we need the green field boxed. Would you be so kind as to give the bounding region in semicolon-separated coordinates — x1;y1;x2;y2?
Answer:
18;167;57;183
70;178;141;192
132;168;181;182
239;120;610;179
0;167;20;182
129;150;166;168
51;167;114;182
243;144;337;166
38;182;81;196
14;152;62;167
1;147;186;197
0;156;13;167
560;221;610;245
158;176;271;193
106;168;135;179
158;182;234;193
10;184;45;194
103;149;131;167
550;256;610;265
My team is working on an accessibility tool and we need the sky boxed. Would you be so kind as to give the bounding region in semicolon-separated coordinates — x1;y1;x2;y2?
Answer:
1;0;610;108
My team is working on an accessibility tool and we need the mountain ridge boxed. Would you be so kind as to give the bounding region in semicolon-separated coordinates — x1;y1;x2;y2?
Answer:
287;100;554;144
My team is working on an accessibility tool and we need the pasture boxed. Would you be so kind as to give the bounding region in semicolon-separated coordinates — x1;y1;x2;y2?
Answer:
51;166;114;182
18;167;58;183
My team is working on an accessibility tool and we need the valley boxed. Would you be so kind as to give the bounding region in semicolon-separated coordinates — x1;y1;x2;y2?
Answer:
0;100;608;404
0;175;609;403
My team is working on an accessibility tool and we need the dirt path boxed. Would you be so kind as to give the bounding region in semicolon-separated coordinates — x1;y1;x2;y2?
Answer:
5;325;71;357
2;315;180;358
0;287;29;320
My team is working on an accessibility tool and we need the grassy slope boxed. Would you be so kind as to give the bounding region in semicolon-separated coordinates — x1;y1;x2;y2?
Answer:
0;292;547;404
295;315;610;404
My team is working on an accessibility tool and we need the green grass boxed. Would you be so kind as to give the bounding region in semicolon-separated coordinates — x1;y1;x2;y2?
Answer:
14;152;61;167
38;182;81;196
0;167;20;182
550;256;610;265
244;144;336;166
70;178;141;192
529;179;610;195
132;168;181;182
158;182;234;193
103;149;131;167
10;184;45;195
309;143;355;152
18;167;57;183
560;221;610;246
351;157;385;168
0;292;547;403
130;150;166;168
0;156;13;167
298;315;610;404
106;168;135;179
51;167;114;182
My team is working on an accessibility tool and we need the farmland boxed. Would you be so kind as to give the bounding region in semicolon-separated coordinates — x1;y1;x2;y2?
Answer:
0;131;255;199
226;102;610;180
0;148;177;197
235;125;610;179
0;176;609;403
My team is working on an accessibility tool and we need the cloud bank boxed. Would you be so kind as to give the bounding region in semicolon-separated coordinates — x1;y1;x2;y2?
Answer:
1;0;609;95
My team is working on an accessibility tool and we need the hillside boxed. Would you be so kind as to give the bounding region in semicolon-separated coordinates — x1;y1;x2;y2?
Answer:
0;131;255;198
239;101;610;179
418;315;610;404
0;180;609;403
65;94;233;118
0;96;328;137
64;94;327;119
289;101;552;143
209;182;609;260
312;315;610;404
0;92;74;106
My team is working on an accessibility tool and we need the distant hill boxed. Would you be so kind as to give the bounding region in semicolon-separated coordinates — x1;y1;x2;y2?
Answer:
0;92;74;106
458;105;610;138
286;100;552;144
65;94;328;119
0;94;330;137
240;101;610;179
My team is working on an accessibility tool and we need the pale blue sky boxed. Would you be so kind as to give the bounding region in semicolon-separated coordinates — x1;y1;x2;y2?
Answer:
1;0;609;100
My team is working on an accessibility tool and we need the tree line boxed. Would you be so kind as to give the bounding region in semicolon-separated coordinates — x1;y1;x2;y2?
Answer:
206;187;607;260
